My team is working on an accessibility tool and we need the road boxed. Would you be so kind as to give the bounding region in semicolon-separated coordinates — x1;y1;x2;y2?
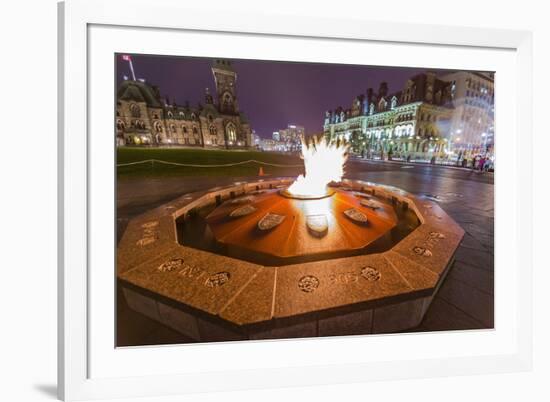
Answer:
117;159;493;221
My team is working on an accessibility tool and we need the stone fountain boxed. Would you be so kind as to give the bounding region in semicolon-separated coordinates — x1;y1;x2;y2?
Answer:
117;139;464;342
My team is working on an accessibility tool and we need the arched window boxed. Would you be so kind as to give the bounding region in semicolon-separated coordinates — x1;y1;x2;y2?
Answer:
167;111;173;118
208;114;213;123
209;125;217;135
192;126;198;134
130;103;141;118
116;119;125;131
179;111;185;118
223;93;233;110
225;123;237;143
154;121;163;133
182;126;188;134
170;124;176;133
191;113;196;120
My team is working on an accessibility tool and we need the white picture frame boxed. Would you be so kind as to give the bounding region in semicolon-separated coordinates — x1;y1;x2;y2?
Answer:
58;0;533;400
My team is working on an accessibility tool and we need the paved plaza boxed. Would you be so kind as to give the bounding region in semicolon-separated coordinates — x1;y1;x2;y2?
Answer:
117;160;494;345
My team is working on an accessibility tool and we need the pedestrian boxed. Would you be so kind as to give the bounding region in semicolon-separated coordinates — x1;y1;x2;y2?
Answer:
479;156;486;172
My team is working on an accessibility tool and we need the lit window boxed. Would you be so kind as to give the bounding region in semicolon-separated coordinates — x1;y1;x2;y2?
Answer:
226;123;237;143
130;103;141;118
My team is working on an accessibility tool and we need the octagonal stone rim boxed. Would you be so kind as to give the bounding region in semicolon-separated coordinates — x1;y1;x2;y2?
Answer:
117;178;465;329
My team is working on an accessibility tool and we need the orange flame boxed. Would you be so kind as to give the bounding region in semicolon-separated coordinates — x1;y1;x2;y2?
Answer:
286;136;349;198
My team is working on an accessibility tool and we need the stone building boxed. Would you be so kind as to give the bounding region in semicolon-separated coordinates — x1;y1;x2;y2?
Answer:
439;71;494;154
323;73;455;159
116;59;253;148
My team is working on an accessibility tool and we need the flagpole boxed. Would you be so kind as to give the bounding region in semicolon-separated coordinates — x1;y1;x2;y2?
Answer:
128;58;136;81
123;55;136;81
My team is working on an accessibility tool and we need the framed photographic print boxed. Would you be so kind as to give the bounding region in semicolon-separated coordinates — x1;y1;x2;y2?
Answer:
58;0;533;400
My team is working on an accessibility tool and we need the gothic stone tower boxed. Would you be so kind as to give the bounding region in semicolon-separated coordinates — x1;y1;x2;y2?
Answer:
212;59;239;114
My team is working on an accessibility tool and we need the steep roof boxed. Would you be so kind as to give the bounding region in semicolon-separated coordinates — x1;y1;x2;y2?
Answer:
199;102;220;118
117;80;163;108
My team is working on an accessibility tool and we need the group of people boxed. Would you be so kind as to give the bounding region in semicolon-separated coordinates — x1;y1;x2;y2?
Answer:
459;154;494;172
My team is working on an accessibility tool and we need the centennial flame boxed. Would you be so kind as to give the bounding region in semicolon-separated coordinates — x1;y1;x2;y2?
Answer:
286;136;349;198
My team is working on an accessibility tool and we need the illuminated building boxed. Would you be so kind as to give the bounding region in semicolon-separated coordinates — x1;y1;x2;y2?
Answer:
259;138;286;152
115;59;253;148
440;71;494;154
324;74;454;159
276;124;305;152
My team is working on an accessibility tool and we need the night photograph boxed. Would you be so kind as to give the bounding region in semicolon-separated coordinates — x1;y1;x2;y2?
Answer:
115;54;494;346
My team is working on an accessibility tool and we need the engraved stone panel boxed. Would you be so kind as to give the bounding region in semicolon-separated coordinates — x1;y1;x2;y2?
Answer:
205;272;231;288
360;199;381;210
157;258;185;272
274;254;413;318
391;223;464;276
343;208;368;224
229;204;257;217
298;275;320;293
361;266;381;281
258;213;285;231
119;246;262;317
229;196;254;205
306;214;328;237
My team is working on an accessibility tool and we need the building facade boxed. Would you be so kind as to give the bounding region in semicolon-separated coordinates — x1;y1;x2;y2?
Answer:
259;138;287;152
440;71;494;154
323;73;455;159
116;59;253;148
274;124;305;152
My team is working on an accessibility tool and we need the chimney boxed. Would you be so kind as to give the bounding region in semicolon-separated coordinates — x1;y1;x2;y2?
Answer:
379;82;388;98
367;88;374;102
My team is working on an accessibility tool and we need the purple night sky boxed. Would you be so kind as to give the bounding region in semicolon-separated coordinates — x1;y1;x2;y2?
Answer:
116;54;452;139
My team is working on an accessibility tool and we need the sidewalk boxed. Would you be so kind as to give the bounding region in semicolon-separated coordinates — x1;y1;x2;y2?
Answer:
351;156;495;174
